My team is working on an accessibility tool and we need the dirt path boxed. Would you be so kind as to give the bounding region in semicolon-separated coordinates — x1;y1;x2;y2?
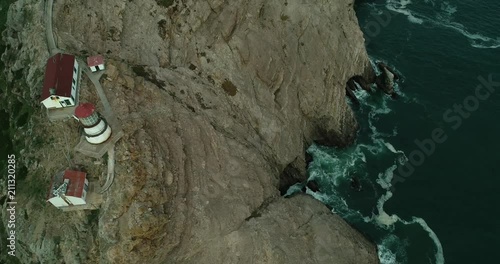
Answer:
99;146;115;193
44;0;61;55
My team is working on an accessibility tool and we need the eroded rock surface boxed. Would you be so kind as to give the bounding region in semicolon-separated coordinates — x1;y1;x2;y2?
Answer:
1;0;378;263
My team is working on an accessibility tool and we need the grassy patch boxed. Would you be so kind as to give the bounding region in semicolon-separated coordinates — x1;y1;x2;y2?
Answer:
88;210;100;225
132;65;166;90
157;19;167;39
156;0;175;8
18;168;49;209
221;79;238;96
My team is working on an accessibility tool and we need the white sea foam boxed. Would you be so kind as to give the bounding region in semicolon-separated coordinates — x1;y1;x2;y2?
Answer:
284;183;304;197
423;0;436;6
385;0;500;49
440;1;457;16
371;163;445;263
378;244;398;264
307;57;444;263
384;142;398;154
378;234;409;264
376;164;397;190
373;165;400;228
398;217;445;264
471;43;500;49
377;235;406;264
386;0;424;24
371;161;444;263
360;151;367;163
375;209;399;228
439;21;500;49
353;88;371;102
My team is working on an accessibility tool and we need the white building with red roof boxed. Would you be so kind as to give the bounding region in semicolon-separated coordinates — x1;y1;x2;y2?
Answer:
87;55;105;72
74;103;112;144
47;170;89;208
40;53;80;109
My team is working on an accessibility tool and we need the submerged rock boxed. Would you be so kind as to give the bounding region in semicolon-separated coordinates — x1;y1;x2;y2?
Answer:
350;176;363;192
376;62;400;97
306;180;321;192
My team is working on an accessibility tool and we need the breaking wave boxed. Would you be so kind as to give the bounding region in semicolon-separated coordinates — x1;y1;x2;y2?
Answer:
296;61;445;263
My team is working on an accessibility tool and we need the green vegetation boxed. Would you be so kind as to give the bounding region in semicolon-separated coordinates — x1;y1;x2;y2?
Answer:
88;210;100;226
221;79;238;96
0;1;45;164
0;0;18;160
0;3;52;264
132;65;167;90
156;0;175;8
18;168;49;209
22;8;34;26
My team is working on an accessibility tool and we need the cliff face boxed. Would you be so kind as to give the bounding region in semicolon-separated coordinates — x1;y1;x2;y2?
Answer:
1;0;378;263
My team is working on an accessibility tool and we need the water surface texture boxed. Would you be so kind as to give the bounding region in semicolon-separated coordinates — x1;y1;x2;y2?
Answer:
303;0;500;263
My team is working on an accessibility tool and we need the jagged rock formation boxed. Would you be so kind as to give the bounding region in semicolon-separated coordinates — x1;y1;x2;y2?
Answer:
1;0;379;263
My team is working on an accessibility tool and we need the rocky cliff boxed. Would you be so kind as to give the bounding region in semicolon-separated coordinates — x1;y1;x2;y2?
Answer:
1;0;378;263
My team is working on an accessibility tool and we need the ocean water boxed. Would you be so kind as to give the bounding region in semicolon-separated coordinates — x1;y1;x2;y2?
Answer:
299;0;500;263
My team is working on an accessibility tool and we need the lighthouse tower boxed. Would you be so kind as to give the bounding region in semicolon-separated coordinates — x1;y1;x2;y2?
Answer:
74;103;112;144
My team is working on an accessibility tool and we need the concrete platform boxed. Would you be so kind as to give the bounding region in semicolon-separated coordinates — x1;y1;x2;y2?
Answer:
74;113;123;159
46;106;76;121
59;182;103;211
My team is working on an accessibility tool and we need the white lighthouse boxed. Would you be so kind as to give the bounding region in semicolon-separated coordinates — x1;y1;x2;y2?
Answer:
74;103;112;144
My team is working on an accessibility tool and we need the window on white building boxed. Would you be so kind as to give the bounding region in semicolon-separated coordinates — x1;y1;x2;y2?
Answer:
81;114;99;126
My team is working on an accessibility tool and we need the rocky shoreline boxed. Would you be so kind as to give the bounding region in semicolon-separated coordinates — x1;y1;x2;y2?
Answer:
1;0;380;263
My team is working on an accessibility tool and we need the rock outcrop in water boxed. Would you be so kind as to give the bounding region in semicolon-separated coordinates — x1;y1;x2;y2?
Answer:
376;62;399;98
0;0;379;263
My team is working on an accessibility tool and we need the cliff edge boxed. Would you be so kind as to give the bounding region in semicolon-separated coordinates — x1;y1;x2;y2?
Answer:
1;0;378;263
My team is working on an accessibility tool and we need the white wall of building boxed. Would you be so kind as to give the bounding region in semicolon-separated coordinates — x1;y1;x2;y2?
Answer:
71;60;79;102
48;196;69;207
48;195;87;207
41;96;73;109
86;125;112;144
85;119;107;134
90;63;105;72
66;196;86;205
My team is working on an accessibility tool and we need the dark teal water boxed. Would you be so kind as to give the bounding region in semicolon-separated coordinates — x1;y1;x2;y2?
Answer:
300;0;500;263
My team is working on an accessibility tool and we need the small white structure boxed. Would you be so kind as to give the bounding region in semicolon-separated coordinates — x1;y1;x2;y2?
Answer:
47;170;89;208
87;55;105;72
74;103;112;144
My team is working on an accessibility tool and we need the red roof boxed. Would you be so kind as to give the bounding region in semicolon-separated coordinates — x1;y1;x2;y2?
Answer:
87;55;104;67
46;170;87;200
74;103;95;118
63;170;87;198
41;53;76;101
